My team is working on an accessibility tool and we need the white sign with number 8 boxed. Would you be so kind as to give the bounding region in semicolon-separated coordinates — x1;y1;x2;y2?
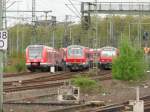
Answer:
0;30;7;50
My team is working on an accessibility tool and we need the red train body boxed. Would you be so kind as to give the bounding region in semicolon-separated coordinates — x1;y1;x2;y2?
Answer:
98;46;118;69
65;45;90;71
26;45;62;72
88;49;100;68
25;45;118;71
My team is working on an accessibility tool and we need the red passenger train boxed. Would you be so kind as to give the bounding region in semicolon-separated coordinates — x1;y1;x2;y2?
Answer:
65;45;90;71
26;45;62;72
98;46;118;69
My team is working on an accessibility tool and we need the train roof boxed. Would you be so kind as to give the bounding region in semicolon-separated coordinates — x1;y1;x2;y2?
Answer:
100;46;117;50
26;44;54;49
67;45;87;49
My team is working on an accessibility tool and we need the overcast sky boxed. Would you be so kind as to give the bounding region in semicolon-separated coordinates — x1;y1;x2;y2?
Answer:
6;0;150;26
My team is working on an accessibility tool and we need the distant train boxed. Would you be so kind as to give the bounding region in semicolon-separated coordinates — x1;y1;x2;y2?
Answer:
65;45;90;71
25;45;63;72
98;46;118;69
25;44;118;72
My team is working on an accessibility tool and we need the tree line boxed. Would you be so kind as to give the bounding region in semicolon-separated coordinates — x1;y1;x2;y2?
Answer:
8;15;150;55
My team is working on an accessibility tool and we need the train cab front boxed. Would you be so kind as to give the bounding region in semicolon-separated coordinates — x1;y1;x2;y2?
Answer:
26;59;41;70
99;58;112;69
26;45;46;71
66;59;88;71
98;47;117;69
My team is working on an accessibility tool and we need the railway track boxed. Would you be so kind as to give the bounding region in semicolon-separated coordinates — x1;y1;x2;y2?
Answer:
4;96;150;112
4;71;71;86
4;101;102;112
47;95;150;112
4;70;150;112
4;72;37;78
4;71;83;93
80;95;150;112
4;101;79;106
4;81;64;93
5;93;57;103
4;70;111;93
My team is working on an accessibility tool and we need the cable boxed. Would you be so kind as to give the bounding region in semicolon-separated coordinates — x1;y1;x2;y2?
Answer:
67;0;81;17
6;1;17;9
65;4;80;18
65;2;93;30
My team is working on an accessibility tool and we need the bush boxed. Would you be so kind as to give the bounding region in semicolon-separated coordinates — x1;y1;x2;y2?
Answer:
71;76;98;93
15;59;26;73
4;65;16;73
112;38;146;81
4;52;26;73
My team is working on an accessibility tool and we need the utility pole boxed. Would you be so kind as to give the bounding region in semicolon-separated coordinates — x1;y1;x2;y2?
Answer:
94;0;98;74
70;26;72;44
109;16;113;46
44;11;49;22
64;15;69;47
0;0;3;111
16;2;19;54
51;16;56;47
50;16;56;73
32;0;36;44
3;0;7;67
3;0;6;29
44;11;49;45
95;0;98;48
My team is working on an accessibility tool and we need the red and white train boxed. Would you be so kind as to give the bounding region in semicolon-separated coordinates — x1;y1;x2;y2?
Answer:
25;44;119;72
26;45;62;72
65;45;90;71
98;46;118;69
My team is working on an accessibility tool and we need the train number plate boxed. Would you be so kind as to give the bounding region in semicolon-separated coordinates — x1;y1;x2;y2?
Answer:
31;63;38;66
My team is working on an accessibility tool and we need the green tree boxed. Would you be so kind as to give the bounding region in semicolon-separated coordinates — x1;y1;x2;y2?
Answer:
112;37;146;80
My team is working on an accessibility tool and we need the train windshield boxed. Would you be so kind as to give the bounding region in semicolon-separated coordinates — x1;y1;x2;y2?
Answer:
101;50;116;57
28;46;43;59
68;47;83;57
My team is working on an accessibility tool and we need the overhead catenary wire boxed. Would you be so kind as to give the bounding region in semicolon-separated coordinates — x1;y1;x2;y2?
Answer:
67;0;81;17
6;1;17;9
65;4;80;18
6;0;11;4
65;3;91;29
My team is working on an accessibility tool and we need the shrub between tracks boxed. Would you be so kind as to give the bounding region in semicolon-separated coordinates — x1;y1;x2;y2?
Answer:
71;76;99;93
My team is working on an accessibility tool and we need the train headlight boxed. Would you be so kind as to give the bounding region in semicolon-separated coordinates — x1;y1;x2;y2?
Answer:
27;59;30;63
41;59;44;62
101;60;105;62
